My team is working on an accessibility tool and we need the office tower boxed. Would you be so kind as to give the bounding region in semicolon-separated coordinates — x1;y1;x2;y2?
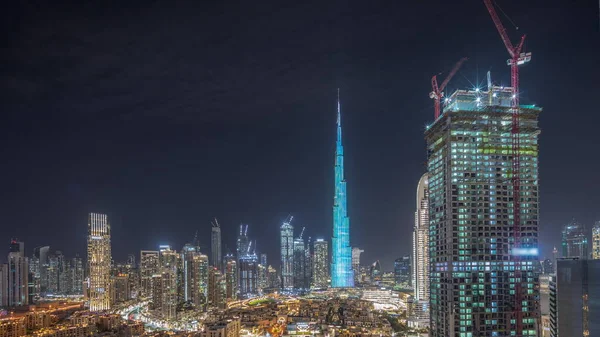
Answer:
412;173;429;303
550;258;600;337
280;217;294;290
87;213;111;311
593;221;600;260
2;239;28;306
225;257;237;300
425;87;541;337
111;273;130;304
140;250;159;297
239;253;258;297
33;246;49;294
293;237;306;290
331;92;354;288
211;219;222;271
304;238;312;288
352;247;363;284
267;265;279;289
208;267;225;308
393;256;410;288
181;244;196;303
260;254;267;267
312;239;329;289
71;256;83;294
58;254;72;295
236;225;250;261
561;219;588;259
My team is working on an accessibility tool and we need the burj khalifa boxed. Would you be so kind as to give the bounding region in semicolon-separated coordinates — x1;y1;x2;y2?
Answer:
331;90;354;288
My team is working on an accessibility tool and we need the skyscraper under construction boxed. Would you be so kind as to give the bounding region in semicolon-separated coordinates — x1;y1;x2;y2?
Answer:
425;85;541;336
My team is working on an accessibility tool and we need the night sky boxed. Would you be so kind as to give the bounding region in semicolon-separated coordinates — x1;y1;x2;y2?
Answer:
2;1;599;270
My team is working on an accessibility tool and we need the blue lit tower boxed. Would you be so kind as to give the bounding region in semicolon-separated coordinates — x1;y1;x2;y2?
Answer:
331;90;354;288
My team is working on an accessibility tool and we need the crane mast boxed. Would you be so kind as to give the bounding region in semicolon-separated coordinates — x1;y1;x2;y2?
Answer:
430;57;468;119
483;1;532;336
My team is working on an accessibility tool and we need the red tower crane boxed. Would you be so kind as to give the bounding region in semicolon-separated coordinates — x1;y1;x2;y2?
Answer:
430;57;468;120
483;1;532;336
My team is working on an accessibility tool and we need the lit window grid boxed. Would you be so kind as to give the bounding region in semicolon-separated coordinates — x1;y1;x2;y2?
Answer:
426;108;541;337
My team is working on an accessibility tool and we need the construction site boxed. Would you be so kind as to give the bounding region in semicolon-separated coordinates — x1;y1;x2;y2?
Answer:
423;1;542;337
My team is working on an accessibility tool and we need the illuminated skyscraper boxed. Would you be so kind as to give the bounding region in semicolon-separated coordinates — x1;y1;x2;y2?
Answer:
181;244;207;307
208;267;225;308
561;219;588;259
593;221;600;260
426;88;541;336
312;239;329;289
412;173;429;303
280;217;294;290
331;91;354;288
87;213;111;311
351;247;363;284
239;253;258;297
293;237;306;290
211;219;222;270
225;255;237;300
140;250;159;297
236;225;249;261
1;239;28;307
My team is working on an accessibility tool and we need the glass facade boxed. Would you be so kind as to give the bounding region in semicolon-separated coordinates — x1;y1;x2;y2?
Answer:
426;100;541;337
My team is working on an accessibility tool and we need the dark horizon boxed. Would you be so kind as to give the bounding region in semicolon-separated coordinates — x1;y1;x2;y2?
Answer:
2;0;599;271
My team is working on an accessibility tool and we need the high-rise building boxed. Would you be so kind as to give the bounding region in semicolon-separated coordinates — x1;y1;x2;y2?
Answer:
33;246;49;294
1;239;28;307
425;87;541;336
331;92;354;288
561;219;588;259
370;261;382;283
225;256;237;300
280;218;294;290
152;268;177;320
304;238;312;288
351;247;363;285
181;244;207;306
140;250;159;297
236;225;250;261
260;254;267;267
257;264;267;293
550;258;600;337
71;256;83;295
541;258;554;275
239;254;258;297
293;237;306;290
412;173;429;303
312;239;329;289
111;273;130;304
393;256;410;288
211;219;222;270
267;265;279;289
87;213;111;311
208;267;225;308
592;221;600;260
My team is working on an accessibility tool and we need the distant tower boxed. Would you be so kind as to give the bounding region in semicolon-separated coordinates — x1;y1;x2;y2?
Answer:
211;218;222;270
87;213;111;311
1;239;28;307
312;239;329;289
412;173;429;303
140;250;159;297
394;256;411;287
225;254;237;300
293;237;306;290
331;90;354;288
593;221;600;260
239;253;258;297
351;248;363;284
280;217;294;290
562;219;588;259
236;224;250;261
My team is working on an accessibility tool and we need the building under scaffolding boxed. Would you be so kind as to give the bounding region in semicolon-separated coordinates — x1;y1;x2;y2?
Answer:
425;85;542;337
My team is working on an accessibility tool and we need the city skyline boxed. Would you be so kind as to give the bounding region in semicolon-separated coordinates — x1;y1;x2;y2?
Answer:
2;0;599;272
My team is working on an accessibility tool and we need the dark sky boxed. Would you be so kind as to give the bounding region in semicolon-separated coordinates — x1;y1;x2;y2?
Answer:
1;1;599;270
